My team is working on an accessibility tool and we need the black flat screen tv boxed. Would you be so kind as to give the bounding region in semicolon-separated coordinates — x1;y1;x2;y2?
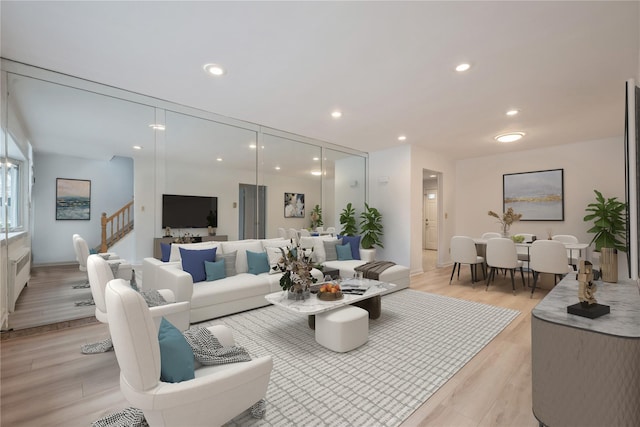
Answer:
162;194;217;228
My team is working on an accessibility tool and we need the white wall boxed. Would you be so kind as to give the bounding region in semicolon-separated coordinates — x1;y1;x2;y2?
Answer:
454;137;625;260
334;156;366;231
32;153;134;264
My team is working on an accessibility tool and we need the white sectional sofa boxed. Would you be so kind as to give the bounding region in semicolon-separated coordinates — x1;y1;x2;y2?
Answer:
143;236;410;324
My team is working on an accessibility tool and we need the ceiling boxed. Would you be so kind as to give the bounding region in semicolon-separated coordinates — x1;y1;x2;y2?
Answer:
1;1;639;160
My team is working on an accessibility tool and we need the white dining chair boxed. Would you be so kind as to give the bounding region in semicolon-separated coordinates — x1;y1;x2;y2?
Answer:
449;236;486;286
485;238;526;294
529;240;572;297
552;234;579;269
325;227;336;236
481;232;502;240
277;227;288;239
515;233;536;263
287;228;299;242
299;229;311;237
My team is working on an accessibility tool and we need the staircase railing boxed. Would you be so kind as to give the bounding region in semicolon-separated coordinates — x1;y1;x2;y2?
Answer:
100;200;134;253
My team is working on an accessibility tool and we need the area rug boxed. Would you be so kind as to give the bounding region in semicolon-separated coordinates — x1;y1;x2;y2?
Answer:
195;289;520;427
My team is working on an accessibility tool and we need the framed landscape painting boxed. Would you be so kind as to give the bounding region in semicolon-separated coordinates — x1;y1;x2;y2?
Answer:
503;169;564;221
56;178;91;220
284;192;305;218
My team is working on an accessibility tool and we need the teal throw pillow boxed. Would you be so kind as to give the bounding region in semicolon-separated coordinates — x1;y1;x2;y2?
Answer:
247;250;270;275
179;247;217;283
158;318;195;383
336;242;354;260
204;259;226;281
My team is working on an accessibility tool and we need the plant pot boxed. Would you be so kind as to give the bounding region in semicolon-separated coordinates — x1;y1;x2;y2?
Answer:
600;247;618;283
207;226;216;236
360;248;376;262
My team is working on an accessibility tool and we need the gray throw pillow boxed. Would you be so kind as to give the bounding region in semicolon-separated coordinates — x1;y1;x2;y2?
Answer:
216;251;237;277
323;239;342;262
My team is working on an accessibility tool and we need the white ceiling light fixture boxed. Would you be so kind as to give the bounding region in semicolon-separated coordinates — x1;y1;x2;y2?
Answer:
132;145;143;150
313;157;319;161
149;124;165;130
455;63;471;72
275;166;281;170
506;109;519;116
249;144;256;149
397;135;407;141
216;157;223;161
311;170;322;176
494;132;525;143
203;63;225;76
331;111;342;118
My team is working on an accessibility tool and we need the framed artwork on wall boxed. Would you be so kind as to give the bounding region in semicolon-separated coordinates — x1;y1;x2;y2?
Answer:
56;178;91;220
284;192;305;218
503;169;564;221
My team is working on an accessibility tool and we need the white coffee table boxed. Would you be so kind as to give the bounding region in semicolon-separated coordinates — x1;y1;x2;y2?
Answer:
265;278;395;328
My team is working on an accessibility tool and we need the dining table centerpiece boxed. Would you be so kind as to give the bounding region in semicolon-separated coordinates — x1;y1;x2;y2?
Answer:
488;207;522;237
273;244;317;300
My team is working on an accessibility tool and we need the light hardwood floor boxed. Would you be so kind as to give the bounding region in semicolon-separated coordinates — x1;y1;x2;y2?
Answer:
1;265;549;426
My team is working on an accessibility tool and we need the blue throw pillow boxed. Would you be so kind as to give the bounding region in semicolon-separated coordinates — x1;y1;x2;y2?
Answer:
158;318;195;383
204;259;226;281
160;242;171;262
179;247;217;283
247;250;270;275
336;242;354;260
339;235;362;260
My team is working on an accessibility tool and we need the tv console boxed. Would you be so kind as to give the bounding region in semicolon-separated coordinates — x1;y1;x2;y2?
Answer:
153;235;228;260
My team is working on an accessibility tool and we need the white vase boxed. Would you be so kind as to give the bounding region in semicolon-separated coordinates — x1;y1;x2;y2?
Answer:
360;248;376;262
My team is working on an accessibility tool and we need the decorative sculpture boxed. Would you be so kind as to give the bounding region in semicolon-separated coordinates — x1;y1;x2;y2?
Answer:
577;260;597;306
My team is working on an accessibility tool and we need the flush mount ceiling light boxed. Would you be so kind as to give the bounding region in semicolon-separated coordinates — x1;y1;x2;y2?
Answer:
203;63;225;76
455;63;471;72
331;111;342;118
397;135;407;141
149;124;165;130
506;109;520;116
495;132;525;143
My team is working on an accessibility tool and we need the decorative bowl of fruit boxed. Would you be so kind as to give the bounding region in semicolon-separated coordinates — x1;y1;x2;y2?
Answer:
317;282;343;300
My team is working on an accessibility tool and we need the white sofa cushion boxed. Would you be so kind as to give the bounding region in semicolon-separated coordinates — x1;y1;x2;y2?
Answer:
169;241;220;262
261;238;291;249
220;240;264;274
191;273;267;309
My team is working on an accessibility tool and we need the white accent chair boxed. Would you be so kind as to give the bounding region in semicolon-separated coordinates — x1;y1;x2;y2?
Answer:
73;234;122;283
552;234;580;269
529;240;572;297
105;279;273;426
485;238;526;294
87;254;190;331
449;236;485;286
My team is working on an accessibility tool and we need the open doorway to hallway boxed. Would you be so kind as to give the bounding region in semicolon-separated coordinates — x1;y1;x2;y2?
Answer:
423;169;440;272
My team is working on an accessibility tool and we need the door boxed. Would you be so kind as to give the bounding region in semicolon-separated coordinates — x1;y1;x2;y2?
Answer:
238;184;266;240
424;190;438;250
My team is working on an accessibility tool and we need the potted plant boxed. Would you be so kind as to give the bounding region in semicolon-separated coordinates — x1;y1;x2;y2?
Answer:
359;203;383;261
310;204;323;230
339;202;358;236
206;210;217;236
583;189;626;282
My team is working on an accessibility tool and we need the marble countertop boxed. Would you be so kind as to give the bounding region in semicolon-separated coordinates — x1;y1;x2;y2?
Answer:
532;275;640;338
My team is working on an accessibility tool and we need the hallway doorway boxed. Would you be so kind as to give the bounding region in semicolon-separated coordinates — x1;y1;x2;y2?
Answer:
422;169;440;272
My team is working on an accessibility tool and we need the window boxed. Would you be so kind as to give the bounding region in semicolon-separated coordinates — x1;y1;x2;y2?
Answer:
1;158;22;231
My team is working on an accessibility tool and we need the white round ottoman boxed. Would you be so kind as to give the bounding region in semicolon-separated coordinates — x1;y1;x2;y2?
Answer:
315;305;368;352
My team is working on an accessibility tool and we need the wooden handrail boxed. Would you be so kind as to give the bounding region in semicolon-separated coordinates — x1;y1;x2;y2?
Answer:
100;200;134;253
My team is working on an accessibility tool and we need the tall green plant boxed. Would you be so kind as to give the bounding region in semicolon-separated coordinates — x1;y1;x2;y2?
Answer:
583;189;626;252
310;204;323;229
360;203;384;249
339;202;358;236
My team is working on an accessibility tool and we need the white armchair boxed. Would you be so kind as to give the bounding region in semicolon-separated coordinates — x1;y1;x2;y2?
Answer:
87;254;190;331
105;279;273;426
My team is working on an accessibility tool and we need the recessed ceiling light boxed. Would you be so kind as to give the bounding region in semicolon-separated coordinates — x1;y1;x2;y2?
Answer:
275;166;281;170
149;124;165;130
429;174;436;178
455;63;471;72
132;145;143;150
216;157;223;162
495;132;525;143
311;170;322;176
506;109;519;116
313;157;319;161
331;111;342;118
398;135;407;141
203;63;225;76
249;144;256;149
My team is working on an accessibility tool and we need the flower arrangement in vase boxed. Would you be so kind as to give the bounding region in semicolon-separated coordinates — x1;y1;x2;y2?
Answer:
488;207;522;237
272;243;317;300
